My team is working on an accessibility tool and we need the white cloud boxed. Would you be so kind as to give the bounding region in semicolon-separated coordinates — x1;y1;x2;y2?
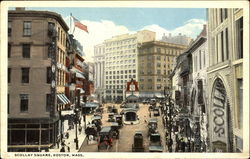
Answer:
142;18;206;40
64;16;130;62
64;17;206;62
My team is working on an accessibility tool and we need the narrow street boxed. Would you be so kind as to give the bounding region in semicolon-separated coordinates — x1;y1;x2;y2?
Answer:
79;103;166;152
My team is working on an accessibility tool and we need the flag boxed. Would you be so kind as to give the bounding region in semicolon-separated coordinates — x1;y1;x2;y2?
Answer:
72;16;88;33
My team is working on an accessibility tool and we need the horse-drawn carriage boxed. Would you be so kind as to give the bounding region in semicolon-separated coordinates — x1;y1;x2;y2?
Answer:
97;126;114;151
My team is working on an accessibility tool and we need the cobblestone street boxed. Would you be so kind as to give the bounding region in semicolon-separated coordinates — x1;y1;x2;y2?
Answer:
79;103;166;152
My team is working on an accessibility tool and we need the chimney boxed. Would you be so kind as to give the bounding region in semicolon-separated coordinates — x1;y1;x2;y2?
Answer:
16;7;25;11
169;33;171;37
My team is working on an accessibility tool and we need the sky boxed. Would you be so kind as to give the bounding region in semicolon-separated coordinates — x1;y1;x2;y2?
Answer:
27;7;207;62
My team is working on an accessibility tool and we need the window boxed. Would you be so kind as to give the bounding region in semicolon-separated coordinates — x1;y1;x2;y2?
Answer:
225;28;229;60
221;31;224;61
8;94;10;114
8;68;11;83
22;44;30;58
20;94;28;112
236;17;243;59
238;79;243;129
21;67;30;83
133;70;136;73
47;67;51;83
23;21;31;36
157;70;161;74
46;94;51;112
199;50;202;69
8;43;11;58
8;21;12;36
157;48;161;53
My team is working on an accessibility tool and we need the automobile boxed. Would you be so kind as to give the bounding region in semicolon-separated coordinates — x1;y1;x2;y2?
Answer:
108;113;115;122
142;99;149;104
110;122;120;139
149;133;163;152
148;118;158;137
150;99;157;106
85;124;98;139
153;107;160;116
91;115;102;126
114;115;123;128
98;126;113;151
132;131;144;152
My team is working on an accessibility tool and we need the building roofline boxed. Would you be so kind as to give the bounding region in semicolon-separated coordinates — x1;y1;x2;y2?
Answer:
8;10;69;31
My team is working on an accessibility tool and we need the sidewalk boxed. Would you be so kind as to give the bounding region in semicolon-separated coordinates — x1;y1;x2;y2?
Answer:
49;115;93;152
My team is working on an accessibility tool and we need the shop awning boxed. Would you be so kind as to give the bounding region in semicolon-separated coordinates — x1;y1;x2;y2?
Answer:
57;94;70;104
76;72;85;79
80;88;85;94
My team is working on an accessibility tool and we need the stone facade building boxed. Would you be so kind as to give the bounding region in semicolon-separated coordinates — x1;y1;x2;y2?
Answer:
8;8;69;152
93;43;105;103
161;33;193;46
137;41;187;98
207;8;243;152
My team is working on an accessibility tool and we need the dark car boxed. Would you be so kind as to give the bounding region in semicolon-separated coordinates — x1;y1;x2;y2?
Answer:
149;133;163;152
132;131;144;152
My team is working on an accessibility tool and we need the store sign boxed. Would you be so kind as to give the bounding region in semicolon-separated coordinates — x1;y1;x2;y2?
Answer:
211;79;228;152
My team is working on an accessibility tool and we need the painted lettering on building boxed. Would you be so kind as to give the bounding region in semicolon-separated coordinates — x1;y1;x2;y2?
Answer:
212;79;227;140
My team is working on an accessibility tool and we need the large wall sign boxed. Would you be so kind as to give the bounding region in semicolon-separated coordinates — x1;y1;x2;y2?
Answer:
211;78;228;152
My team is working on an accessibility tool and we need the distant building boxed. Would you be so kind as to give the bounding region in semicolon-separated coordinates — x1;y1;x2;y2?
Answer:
161;33;193;46
207;8;243;152
137;41;187;98
94;30;156;103
8;8;69;152
93;43;105;103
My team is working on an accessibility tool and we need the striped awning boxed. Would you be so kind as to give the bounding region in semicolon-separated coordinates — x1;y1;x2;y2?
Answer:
57;94;70;104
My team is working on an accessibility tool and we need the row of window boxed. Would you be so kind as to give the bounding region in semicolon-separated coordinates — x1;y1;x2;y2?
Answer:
105;44;137;51
139;70;172;75
140;47;181;55
106;85;124;89
8;67;65;85
105;49;136;58
105;64;136;70
140;56;173;62
105;74;136;81
8;21;31;37
105;38;136;47
8;44;30;58
8;94;51;113
106;70;136;75
106;59;136;65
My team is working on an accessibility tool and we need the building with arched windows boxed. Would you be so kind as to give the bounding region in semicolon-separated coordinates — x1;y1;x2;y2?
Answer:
207;8;243;152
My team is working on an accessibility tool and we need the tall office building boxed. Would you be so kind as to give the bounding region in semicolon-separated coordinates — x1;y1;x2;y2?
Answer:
161;33;193;46
94;30;155;102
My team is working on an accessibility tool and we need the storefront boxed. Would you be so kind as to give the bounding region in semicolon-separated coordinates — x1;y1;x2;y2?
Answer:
8;118;59;152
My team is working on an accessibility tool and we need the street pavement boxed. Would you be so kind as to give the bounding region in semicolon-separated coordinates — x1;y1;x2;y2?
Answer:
79;102;167;152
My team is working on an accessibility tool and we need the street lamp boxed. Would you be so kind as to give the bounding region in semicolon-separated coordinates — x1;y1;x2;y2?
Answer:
74;108;79;150
74;88;81;150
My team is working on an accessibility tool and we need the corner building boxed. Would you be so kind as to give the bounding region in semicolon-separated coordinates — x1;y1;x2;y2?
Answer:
137;41;187;98
8;8;69;152
207;8;243;152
